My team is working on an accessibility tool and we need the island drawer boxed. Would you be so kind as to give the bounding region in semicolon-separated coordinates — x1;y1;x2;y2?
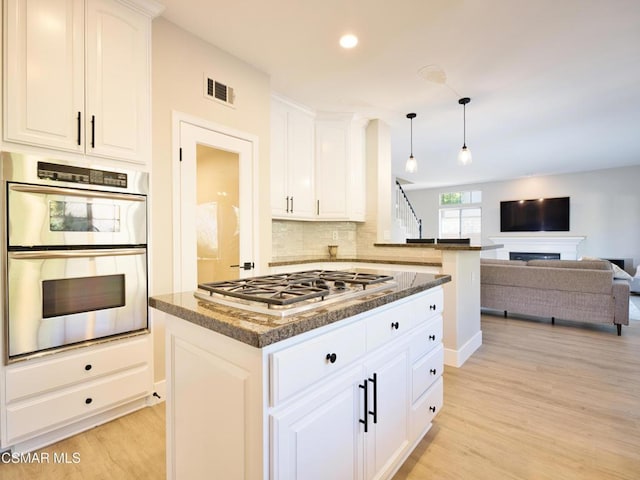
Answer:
412;343;444;402
366;287;443;352
5;364;151;443
270;321;366;405
409;315;443;362
410;376;443;442
5;336;150;403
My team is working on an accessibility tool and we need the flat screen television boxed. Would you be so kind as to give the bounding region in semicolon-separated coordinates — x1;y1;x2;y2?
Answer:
500;196;570;232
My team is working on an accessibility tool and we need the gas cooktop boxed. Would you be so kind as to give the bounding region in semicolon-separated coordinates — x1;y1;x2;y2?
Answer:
194;270;396;317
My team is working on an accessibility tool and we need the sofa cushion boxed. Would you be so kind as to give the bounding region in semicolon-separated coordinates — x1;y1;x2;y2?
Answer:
526;259;611;270
480;258;527;266
481;264;614;294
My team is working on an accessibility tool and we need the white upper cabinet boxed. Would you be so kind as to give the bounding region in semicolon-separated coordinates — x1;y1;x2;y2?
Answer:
315;114;368;221
315;115;349;219
3;0;160;165
84;0;150;162
271;95;367;221
270;96;316;219
4;0;85;153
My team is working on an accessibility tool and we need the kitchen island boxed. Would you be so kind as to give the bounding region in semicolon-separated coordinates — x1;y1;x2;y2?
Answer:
270;242;502;367
150;270;450;480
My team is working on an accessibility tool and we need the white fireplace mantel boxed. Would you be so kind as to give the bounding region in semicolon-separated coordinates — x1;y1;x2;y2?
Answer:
488;236;585;260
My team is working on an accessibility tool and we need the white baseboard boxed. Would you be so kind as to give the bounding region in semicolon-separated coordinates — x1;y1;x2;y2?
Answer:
444;330;483;368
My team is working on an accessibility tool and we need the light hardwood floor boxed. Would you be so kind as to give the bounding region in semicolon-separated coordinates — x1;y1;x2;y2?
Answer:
1;303;639;480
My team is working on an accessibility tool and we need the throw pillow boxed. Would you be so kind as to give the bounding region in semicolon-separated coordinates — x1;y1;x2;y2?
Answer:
579;256;632;280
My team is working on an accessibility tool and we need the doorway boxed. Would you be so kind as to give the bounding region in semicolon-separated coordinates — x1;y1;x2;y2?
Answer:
174;116;256;292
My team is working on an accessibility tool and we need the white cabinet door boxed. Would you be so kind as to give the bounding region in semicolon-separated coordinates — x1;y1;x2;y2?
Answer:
365;349;410;480
271;101;290;216
4;0;85;152
315;118;348;219
271;366;364;480
348;118;367;221
85;0;150;162
285;108;315;218
270;98;315;219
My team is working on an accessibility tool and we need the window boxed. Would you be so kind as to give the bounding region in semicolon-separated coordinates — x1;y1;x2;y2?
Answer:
439;190;482;242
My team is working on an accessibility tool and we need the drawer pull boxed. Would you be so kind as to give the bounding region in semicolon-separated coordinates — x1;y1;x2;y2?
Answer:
85;398;93;405
429;405;436;413
368;373;378;424
429;334;436;341
429;304;437;311
85;364;92;371
430;368;437;375
326;353;337;364
391;322;399;330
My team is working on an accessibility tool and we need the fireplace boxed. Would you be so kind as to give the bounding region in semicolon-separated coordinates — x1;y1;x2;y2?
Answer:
489;236;585;260
510;252;561;261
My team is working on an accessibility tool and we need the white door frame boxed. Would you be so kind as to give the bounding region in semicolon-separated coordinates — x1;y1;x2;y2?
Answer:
171;111;260;293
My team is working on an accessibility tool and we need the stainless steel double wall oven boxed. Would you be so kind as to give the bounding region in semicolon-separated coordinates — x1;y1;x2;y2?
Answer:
1;152;149;362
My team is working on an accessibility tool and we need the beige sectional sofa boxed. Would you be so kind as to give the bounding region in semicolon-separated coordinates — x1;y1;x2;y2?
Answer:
480;259;630;335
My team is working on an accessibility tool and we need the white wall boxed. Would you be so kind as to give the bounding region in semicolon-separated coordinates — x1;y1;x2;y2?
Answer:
151;18;271;381
406;166;640;270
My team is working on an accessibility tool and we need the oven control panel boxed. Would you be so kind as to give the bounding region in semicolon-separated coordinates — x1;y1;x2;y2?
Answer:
37;162;128;188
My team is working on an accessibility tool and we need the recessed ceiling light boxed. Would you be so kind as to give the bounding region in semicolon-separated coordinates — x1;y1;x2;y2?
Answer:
339;34;358;49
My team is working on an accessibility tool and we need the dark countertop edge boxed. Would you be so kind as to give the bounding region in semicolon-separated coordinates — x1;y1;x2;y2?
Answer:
373;243;503;251
269;257;442;268
150;274;452;349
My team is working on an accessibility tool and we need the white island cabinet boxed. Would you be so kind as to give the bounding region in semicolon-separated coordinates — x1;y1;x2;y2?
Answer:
158;284;445;480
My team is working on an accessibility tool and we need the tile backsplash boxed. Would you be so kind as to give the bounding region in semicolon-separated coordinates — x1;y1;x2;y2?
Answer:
272;220;358;258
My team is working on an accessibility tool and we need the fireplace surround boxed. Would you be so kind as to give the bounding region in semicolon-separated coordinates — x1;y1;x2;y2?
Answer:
489;236;585;260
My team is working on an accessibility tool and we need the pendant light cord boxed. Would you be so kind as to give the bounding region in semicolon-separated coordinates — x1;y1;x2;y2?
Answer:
410;116;414;156
463;102;466;148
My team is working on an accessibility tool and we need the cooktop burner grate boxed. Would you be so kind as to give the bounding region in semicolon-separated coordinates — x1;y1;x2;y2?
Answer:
197;270;394;307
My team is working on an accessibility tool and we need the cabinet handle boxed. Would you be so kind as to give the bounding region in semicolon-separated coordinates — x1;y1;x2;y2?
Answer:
430;304;437;311
77;112;82;145
368;372;378;424
429;334;436;341
85;398;93;405
317;199;320;215
325;352;337;364
90;115;96;148
285;196;290;213
430;368;437;375
391;321;399;330
85;364;92;371
359;380;368;433
290;196;294;213
429;405;436;413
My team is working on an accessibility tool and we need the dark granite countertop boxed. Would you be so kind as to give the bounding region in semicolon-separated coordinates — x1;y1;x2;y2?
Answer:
149;270;451;348
373;243;503;251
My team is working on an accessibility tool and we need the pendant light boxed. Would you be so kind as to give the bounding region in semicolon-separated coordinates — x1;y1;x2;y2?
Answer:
405;113;417;173
457;97;472;165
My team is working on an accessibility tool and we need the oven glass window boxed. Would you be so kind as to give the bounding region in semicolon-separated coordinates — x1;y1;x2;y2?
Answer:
42;274;125;318
49;201;121;232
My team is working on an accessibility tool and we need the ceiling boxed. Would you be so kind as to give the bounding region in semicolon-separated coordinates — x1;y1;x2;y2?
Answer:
158;0;640;190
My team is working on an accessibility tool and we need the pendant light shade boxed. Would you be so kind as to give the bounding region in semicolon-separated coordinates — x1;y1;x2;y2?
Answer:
405;113;417;173
457;97;472;165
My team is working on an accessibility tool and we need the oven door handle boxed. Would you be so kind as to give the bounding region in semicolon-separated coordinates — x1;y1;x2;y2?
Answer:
8;248;146;260
9;184;146;202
